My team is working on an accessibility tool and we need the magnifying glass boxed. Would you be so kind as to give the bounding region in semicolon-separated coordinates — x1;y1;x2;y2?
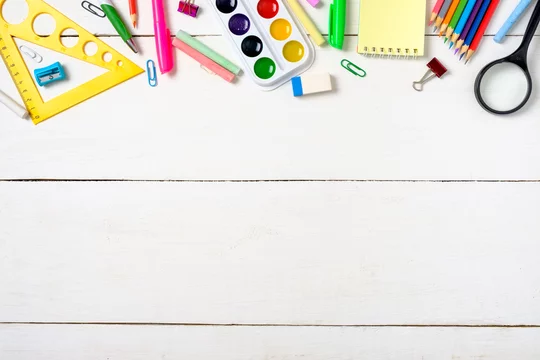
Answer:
474;1;540;115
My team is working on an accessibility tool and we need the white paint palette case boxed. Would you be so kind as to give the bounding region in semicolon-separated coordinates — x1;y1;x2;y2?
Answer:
209;0;315;90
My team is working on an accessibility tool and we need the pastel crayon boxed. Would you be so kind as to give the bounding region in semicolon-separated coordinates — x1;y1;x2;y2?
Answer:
494;0;532;43
172;38;235;82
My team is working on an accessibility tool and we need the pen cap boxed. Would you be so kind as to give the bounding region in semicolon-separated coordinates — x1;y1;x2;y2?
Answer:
328;0;346;49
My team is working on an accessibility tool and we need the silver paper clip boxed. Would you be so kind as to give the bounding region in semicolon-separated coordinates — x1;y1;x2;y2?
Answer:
19;45;43;63
146;60;158;87
81;1;106;18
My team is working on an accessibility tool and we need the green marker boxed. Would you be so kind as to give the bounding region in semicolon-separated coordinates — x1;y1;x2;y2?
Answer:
445;0;469;41
99;0;138;53
328;0;346;49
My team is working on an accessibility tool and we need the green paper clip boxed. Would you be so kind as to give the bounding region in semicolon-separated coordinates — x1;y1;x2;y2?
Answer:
341;59;366;77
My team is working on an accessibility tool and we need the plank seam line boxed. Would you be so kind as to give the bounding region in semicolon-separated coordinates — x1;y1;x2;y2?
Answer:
80;34;534;38
0;179;539;183
1;322;539;328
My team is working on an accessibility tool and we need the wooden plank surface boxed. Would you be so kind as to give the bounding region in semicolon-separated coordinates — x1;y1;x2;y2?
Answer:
2;34;540;180
1;181;539;325
1;324;540;360
1;1;540;180
2;0;540;357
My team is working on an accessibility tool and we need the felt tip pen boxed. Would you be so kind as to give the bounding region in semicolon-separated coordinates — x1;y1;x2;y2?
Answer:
99;0;138;53
328;0;346;49
152;0;174;74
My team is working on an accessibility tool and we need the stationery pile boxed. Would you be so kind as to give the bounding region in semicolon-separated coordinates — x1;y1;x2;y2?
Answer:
1;0;537;122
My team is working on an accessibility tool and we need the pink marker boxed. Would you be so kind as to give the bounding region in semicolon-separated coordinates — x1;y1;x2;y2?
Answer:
305;0;319;7
172;38;236;83
152;0;174;74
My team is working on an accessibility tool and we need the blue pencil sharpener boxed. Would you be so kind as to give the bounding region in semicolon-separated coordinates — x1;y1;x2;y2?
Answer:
34;62;66;87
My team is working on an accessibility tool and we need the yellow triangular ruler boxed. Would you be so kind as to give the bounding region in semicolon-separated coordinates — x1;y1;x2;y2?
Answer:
0;0;144;124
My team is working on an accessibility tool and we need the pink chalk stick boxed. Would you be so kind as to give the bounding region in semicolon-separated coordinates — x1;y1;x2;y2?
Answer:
172;38;235;83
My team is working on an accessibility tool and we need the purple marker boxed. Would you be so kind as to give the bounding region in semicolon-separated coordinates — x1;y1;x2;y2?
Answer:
455;0;486;54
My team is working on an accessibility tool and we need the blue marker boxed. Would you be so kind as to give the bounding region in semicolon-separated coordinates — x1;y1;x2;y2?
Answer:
494;0;532;43
450;0;478;48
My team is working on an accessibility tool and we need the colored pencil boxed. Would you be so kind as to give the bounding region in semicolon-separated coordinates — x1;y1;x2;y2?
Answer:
450;0;478;48
465;0;501;64
434;0;454;30
439;0;461;35
459;0;491;60
444;0;469;41
454;0;485;53
129;0;138;28
429;0;446;25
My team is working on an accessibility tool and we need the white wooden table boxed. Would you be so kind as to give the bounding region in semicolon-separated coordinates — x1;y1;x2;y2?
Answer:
1;0;540;358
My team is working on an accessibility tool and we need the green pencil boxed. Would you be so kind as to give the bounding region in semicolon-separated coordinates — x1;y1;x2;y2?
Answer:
444;0;469;41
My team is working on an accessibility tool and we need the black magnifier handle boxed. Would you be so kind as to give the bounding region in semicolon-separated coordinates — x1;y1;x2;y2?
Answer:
518;0;540;54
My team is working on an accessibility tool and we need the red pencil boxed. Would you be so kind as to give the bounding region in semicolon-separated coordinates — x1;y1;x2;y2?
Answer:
465;0;501;64
129;0;138;28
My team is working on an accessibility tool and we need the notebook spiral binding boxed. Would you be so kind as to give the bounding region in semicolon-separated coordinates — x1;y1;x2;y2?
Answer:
360;46;420;59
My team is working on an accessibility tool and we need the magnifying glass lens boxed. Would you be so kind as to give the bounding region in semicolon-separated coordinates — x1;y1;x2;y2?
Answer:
478;63;529;113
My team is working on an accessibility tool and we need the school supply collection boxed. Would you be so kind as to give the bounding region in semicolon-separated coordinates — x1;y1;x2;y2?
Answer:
0;0;143;124
1;0;537;121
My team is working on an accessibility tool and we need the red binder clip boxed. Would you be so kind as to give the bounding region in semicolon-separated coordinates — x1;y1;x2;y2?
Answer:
413;57;447;91
178;0;199;17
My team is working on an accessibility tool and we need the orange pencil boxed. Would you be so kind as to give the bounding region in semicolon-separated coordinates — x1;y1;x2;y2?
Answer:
129;0;138;28
439;0;461;35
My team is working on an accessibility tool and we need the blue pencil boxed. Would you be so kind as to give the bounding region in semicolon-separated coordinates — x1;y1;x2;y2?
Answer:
459;0;491;60
449;0;478;48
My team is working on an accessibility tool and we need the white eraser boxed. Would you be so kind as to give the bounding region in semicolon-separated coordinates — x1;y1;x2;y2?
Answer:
292;73;332;97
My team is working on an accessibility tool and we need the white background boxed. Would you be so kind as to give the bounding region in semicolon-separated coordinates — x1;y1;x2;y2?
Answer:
1;0;540;358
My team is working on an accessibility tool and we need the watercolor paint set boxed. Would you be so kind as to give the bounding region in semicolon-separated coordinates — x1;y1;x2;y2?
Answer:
209;0;315;90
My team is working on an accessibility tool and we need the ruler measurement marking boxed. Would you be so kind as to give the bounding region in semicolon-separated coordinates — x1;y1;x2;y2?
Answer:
0;35;41;120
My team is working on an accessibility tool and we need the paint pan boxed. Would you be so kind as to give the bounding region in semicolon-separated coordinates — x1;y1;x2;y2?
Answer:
210;0;315;90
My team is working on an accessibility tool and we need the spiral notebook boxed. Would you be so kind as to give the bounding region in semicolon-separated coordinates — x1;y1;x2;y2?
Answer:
357;0;426;57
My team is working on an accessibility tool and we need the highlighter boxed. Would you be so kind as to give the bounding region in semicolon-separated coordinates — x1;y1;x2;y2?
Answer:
152;0;174;74
329;0;346;49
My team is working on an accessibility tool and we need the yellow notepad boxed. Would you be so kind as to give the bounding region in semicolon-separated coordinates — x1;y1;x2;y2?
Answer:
357;0;426;57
